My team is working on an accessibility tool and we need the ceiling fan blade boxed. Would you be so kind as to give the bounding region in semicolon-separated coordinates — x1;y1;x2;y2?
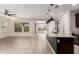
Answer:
7;14;16;16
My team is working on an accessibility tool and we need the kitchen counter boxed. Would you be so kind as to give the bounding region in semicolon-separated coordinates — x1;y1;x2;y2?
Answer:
46;34;75;54
47;34;76;38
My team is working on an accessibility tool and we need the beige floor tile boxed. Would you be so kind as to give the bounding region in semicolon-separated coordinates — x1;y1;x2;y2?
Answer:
0;34;53;54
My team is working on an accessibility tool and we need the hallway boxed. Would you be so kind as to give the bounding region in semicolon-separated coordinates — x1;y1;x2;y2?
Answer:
0;34;53;54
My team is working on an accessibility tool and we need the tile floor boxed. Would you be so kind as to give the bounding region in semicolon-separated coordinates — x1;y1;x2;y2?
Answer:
0;33;53;54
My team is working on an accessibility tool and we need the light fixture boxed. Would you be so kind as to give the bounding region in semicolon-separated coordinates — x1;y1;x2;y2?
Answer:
46;4;55;23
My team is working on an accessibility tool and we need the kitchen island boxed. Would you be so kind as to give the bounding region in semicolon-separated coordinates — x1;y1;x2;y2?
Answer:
46;34;76;54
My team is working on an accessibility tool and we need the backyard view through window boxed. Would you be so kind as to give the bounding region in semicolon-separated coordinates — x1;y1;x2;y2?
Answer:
14;23;29;32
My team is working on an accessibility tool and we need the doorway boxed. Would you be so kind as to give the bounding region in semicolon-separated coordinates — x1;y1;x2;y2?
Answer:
35;23;47;34
35;22;47;39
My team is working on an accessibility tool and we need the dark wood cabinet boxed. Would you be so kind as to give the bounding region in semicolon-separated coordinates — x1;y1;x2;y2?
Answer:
46;35;74;54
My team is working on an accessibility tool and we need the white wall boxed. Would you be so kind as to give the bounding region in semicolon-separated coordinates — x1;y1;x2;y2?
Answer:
0;15;47;38
8;18;35;36
58;11;70;35
0;16;9;38
70;10;79;34
47;21;56;36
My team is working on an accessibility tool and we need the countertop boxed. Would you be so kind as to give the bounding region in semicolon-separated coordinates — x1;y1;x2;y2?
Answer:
47;34;76;38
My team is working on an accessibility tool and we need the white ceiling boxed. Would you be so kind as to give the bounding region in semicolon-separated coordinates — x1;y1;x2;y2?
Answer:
0;4;79;20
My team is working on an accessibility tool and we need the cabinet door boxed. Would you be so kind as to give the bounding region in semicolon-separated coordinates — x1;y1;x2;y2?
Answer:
57;38;74;54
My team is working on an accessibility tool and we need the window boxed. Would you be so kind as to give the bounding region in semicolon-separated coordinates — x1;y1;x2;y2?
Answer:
14;23;29;32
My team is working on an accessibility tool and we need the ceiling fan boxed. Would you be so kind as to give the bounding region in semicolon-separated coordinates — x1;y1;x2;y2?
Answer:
0;9;16;17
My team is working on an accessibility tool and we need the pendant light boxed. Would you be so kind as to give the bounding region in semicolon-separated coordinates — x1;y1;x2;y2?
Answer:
46;4;55;23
